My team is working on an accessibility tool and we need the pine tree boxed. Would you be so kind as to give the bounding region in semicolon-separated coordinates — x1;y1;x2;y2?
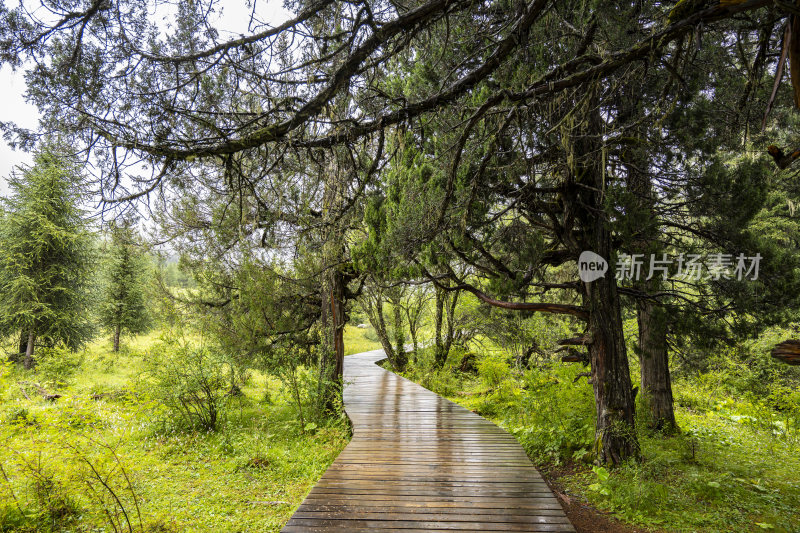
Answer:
100;220;151;352
0;146;93;368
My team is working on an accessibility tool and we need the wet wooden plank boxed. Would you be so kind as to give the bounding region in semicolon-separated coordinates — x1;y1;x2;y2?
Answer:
281;349;575;532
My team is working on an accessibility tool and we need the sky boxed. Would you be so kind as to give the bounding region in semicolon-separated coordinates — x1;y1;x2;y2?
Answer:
0;0;292;198
0;66;39;191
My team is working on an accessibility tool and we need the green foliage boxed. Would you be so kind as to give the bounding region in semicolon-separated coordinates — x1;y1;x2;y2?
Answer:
0;333;349;532
4;407;36;427
476;354;510;388
99;219;152;348
33;344;84;389
0;145;94;356
143;339;229;431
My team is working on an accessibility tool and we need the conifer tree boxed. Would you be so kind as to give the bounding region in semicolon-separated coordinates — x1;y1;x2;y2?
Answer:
100;220;151;352
0;146;93;368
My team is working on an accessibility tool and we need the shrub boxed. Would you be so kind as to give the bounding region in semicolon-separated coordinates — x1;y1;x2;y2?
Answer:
477;354;509;388
144;340;228;431
34;345;84;389
509;364;595;464
5;407;36;427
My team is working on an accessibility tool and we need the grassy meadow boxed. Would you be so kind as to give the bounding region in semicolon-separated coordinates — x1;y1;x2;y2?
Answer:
0;332;355;532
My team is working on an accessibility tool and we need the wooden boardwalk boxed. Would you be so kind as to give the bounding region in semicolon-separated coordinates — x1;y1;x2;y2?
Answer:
282;350;576;532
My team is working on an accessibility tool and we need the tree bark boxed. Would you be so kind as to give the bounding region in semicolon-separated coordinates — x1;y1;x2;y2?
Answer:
113;323;121;352
318;266;346;412
572;98;639;465
407;319;419;364
637;297;677;431
8;332;26;363
316;158;348;415
363;288;407;371
433;284;458;368
584;272;639;465
390;292;407;369
434;286;447;368
23;330;36;370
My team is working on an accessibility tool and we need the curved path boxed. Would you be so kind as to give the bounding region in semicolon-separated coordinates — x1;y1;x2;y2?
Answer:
282;350;576;532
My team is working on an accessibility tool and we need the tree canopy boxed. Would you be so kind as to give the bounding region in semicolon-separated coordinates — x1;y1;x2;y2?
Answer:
4;0;800;463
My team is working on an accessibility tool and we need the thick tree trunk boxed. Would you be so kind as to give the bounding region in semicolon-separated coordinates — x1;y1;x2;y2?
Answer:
584;267;640;465
573;100;639;465
318;267;346;413
637;298;677;431
113;323;121;352
23;330;36;370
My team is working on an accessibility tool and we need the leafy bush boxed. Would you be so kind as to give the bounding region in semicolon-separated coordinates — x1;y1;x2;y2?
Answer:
5;407;36;427
418;368;461;397
144;340;228;431
34;345;84;388
476;354;509;388
507;365;595;464
364;328;379;343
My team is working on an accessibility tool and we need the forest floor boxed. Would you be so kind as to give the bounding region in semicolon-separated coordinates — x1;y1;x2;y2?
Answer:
543;463;654;533
2;323;798;532
396;338;800;533
0;325;380;533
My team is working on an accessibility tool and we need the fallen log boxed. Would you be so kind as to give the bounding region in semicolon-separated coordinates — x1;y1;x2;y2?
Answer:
556;346;589;364
771;340;800;365
557;334;593;346
18;381;62;402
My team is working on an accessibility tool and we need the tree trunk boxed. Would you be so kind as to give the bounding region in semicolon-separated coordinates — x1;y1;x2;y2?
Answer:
637;298;677;432
618;68;677;435
318;267;346;413
408;323;419;364
434;286;447;368
433;283;459;367
363;289;407;371
572;98;639;465
8;331;26;363
371;296;396;363
316;159;348;415
444;287;459;353
584;273;639;465
23;330;36;370
391;294;407;369
113;323;121;352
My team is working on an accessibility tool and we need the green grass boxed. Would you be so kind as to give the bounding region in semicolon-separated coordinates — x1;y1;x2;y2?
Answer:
0;334;348;532
397;346;800;533
343;324;382;355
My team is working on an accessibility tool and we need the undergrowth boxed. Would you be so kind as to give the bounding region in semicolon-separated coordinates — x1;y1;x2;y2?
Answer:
399;337;800;533
0;335;349;532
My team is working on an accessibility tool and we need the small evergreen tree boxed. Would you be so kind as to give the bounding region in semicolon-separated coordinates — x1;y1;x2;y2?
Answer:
100;220;151;352
0;146;93;368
